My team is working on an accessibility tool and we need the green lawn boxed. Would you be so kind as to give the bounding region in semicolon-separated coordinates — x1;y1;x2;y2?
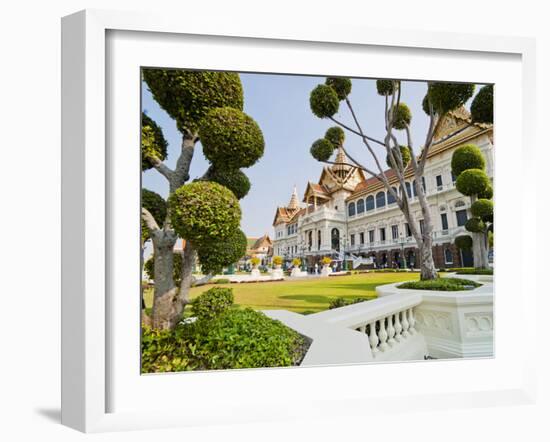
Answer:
144;272;421;315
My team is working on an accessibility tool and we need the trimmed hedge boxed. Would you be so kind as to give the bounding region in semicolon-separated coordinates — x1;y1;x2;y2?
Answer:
191;287;233;321
329;297;371;309
325;126;345;147
326;77;352;100
310;84;339;118
470;84;493;124
398;278;481;291
391;103;412;130
310;138;334;162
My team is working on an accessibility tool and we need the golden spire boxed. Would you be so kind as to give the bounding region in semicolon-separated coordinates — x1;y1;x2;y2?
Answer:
332;145;351;177
288;185;299;210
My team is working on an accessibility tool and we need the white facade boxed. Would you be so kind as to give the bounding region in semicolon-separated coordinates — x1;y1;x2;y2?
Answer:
272;108;494;270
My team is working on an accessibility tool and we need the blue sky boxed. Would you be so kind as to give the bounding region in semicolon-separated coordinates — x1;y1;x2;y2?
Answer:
142;73;478;238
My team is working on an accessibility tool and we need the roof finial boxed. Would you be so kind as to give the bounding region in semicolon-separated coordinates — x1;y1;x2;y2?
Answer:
288;185;299;210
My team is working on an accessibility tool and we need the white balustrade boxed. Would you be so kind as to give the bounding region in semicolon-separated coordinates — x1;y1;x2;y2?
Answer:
352;305;418;356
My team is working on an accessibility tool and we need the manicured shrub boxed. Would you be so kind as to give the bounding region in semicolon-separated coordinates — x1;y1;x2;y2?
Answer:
456;268;493;275
199;107;264;169
422;94;433;115
250;256;261;266
144;252;183;284
455;235;473;251
471;199;493;220
272;256;283;266
390;103;412;130
141;113;168;170
196;228;247;275
386;145;411;169
451;144;486;176
169;181;241;243
478;184;493;200
427;82;475;114
186;309;307;370
329;297;371;309
203;166;251;200
292;258;302;267
470;84;493;124
310;138;335;162
321;257;332;265
310;84;340;118
141;188;167;241
326;77;352;100
325;126;345;147
213;278;231;284
465;217;486;233
455;169;491;196
398;278;481;291
191;287;234;321
376;79;399;96
142;69;243;133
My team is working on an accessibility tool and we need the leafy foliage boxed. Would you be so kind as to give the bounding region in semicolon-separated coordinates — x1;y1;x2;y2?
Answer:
141;188;167;241
470;84;493;124
144;252;183;284
292;258;302;267
310;84;340;118
199;107;264;169
478;184;493;200
454;235;473;251
471;199;493;220
386;145;411;169
321;257;332;265
310;138;335;162
376;79;399;96
141;306;308;372
427;82;475;114
203;166;251;200
141;113;168;171
329;297;370;309
390;103;412;130
451;144;486;176
456;268;493;275
142;69;243;133
250;256;261;266
196;228;247;275
422;94;433;115
272;256;283;266
191;287;234;321
326;77;352;100
455;169;491;196
325;126;345;147
465;217;486;233
398;277;481;291
169;181;241;243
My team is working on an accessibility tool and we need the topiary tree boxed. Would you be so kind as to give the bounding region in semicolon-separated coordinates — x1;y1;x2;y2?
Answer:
307;78;490;280
455;235;473;251
452;144;493;269
141;69;264;329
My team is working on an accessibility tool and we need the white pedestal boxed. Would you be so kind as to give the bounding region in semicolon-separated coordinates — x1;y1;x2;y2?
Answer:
271;268;284;279
250;268;261;278
320;265;332;277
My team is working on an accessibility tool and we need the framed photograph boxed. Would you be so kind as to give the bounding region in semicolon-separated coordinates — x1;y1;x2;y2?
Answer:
62;9;537;433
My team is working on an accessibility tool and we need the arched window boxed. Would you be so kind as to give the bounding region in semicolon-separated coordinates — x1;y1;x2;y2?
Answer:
387;187;397;205
405;182;412;198
348;202;356;217
366;195;375;211
356;198;365;214
376;191;386;208
331;228;340;252
444;248;453;265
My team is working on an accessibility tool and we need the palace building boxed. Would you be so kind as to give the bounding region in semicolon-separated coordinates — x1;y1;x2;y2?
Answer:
272;107;494;271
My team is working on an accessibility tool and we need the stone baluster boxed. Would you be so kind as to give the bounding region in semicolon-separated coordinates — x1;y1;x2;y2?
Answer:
386;314;396;347
368;321;379;355
393;312;403;342
378;318;389;351
408;308;416;334
401;309;410;338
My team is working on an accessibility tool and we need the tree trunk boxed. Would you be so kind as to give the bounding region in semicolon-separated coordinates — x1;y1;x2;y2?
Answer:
472;231;489;269
419;236;438;280
151;230;178;329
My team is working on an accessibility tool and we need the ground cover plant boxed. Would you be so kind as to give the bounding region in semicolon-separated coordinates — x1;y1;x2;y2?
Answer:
398;277;481;291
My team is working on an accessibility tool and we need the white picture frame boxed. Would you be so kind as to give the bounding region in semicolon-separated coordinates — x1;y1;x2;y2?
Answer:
61;9;537;433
